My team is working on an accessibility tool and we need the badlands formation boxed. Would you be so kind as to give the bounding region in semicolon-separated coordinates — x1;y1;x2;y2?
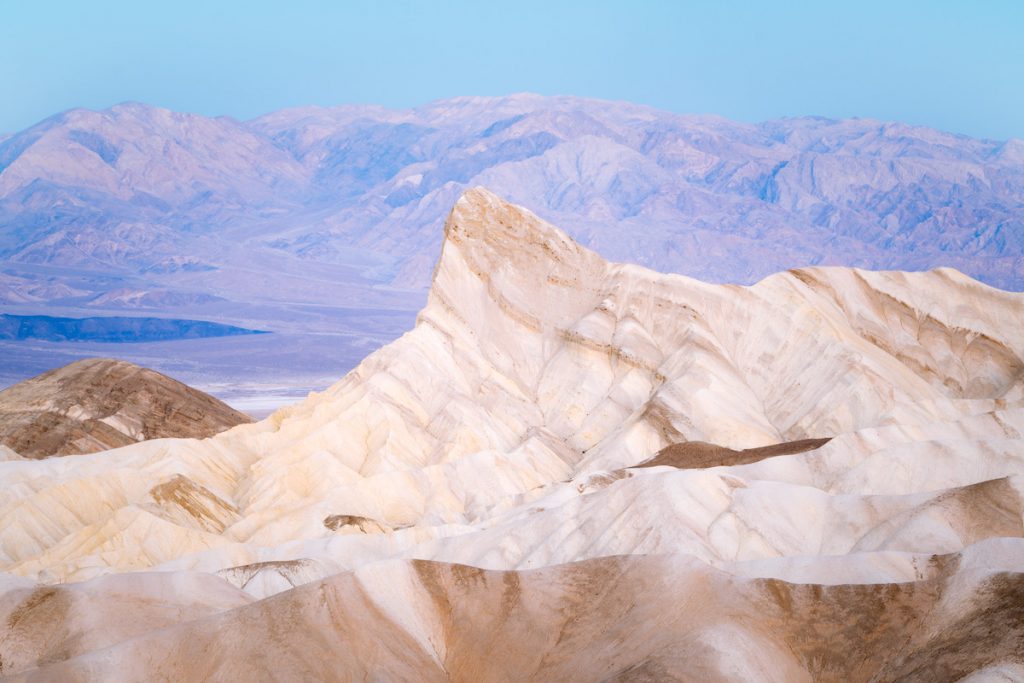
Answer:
1;188;1023;680
0;358;252;459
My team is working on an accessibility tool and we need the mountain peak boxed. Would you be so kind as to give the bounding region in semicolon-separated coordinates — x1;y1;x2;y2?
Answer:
442;186;602;274
429;188;609;332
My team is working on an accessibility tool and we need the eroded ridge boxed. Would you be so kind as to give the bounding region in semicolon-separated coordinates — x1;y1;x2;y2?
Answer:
0;188;1022;679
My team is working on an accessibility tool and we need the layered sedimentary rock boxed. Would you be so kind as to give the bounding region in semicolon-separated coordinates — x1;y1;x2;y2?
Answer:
0;358;252;458
4;545;1023;682
0;189;1022;680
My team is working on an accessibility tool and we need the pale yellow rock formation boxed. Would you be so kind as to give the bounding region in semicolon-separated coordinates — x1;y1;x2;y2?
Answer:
0;189;1022;679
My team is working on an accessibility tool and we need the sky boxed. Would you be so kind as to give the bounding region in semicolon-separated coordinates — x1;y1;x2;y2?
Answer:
1;0;1022;139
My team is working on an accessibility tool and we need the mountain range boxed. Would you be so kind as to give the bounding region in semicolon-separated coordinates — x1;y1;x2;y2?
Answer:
1;95;1022;405
1;190;1021;679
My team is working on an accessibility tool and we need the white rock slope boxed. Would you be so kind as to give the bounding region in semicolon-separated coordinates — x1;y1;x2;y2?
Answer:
0;188;1022;680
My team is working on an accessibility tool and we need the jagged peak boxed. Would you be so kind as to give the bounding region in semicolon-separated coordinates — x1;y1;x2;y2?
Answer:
443;187;574;249
439;187;605;278
427;188;610;332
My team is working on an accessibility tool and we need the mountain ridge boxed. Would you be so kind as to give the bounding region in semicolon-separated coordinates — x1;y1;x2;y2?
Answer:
2;94;1022;400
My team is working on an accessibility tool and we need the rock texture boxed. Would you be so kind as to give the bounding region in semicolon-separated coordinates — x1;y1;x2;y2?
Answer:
0;189;1022;680
5;546;1024;682
0;358;252;458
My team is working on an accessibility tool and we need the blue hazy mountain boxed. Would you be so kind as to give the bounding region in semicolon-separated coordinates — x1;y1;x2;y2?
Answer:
0;94;1021;398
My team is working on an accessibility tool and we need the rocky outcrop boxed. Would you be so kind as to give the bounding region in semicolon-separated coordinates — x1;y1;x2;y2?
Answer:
0;358;252;458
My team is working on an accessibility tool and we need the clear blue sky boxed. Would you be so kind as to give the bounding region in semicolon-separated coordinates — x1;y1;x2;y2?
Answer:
1;0;1022;139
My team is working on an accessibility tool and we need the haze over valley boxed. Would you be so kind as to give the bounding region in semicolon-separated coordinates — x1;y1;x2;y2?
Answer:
2;95;1022;410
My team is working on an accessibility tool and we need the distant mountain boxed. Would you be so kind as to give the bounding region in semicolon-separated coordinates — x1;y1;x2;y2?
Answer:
3;95;1021;289
0;357;252;458
0;95;1021;397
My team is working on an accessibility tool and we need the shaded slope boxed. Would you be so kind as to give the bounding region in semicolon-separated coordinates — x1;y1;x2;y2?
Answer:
0;358;252;458
5;545;1023;682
